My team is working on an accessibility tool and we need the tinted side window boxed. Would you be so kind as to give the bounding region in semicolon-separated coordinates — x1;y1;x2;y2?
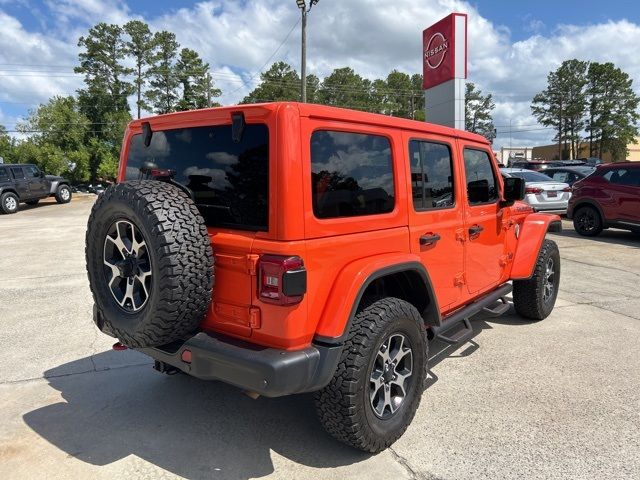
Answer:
604;168;640;187
0;167;8;180
409;140;454;210
26;165;40;178
11;167;25;179
311;130;394;219
126;124;269;231
463;149;498;205
552;171;569;183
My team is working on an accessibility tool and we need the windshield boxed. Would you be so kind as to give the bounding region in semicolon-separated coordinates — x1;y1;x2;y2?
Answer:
125;124;269;231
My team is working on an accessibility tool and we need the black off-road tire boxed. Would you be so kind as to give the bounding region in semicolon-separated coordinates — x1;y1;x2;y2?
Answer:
513;239;560;320
573;205;603;237
85;181;213;348
55;184;72;204
1;192;19;214
26;199;40;206
314;297;427;453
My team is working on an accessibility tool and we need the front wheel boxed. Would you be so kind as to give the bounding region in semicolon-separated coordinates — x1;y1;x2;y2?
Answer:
513;239;560;320
314;297;427;453
55;184;72;204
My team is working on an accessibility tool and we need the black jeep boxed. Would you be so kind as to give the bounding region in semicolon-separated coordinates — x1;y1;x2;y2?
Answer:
0;163;72;214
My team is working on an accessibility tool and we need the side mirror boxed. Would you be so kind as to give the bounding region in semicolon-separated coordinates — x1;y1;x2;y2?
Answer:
502;177;525;205
468;179;490;204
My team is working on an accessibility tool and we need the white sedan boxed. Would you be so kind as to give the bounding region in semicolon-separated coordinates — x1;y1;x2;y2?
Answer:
501;168;572;214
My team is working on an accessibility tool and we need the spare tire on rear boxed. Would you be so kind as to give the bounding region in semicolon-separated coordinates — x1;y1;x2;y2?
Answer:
86;181;213;348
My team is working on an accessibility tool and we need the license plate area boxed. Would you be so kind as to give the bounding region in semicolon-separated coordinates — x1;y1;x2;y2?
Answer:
547;191;558;198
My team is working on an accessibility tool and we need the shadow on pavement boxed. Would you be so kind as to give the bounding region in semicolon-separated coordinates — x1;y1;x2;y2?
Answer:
23;304;530;479
23;350;371;480
549;224;640;249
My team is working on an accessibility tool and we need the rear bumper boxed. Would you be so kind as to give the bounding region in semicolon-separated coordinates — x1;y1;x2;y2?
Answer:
93;304;342;397
139;332;343;398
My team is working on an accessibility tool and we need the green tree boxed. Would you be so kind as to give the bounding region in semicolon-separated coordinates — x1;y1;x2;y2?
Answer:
16;97;92;181
586;62;640;161
123;20;154;119
411;74;425;121
0;125;14;163
146;31;180;114
465;83;496;142
318;67;372;111
241;62;302;104
175;48;221;111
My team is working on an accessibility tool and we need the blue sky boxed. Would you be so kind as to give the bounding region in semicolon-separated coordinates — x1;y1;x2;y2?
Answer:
1;0;640;149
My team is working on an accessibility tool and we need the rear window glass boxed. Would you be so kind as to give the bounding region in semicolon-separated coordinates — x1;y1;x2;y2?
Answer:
509;171;554;182
0;167;8;180
10;167;24;179
311;130;394;219
125;124;269;231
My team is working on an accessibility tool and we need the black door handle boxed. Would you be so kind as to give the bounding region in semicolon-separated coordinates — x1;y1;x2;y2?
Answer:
469;225;484;236
419;233;441;246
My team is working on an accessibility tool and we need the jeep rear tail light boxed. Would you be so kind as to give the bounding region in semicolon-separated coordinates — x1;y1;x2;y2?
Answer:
258;255;307;305
563;186;572;192
525;186;543;194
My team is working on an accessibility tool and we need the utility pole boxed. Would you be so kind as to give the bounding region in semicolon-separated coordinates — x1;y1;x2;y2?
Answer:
206;72;212;107
296;1;319;103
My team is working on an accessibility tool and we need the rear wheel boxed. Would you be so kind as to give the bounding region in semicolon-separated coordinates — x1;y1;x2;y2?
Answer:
55;184;72;204
513;239;560;320
1;192;19;214
573;205;602;237
314;297;427;453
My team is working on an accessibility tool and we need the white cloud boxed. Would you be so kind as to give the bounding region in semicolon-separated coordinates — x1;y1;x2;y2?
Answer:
1;0;640;149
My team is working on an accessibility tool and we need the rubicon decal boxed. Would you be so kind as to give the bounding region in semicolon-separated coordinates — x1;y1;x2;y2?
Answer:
424;33;448;69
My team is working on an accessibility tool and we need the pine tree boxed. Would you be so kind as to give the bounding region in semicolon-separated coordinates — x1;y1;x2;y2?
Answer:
175;48;221;111
123;20;154;119
146;31;180;114
241;62;302;104
465;83;496;142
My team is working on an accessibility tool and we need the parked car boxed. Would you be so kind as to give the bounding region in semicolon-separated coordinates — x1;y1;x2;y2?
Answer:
501;168;572;214
509;159;565;171
567;163;640;236
542;166;596;186
576;157;604;167
85;102;561;453
0;163;72;214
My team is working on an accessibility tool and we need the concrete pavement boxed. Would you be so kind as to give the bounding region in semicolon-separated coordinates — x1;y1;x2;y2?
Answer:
0;197;638;479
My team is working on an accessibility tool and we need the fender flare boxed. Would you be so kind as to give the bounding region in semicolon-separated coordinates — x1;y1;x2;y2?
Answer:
510;213;561;280
570;199;606;223
313;254;441;344
0;187;19;199
49;180;61;195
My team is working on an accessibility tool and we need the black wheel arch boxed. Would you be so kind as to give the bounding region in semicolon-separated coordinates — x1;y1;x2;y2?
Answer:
314;262;441;345
0;187;20;199
571;200;606;224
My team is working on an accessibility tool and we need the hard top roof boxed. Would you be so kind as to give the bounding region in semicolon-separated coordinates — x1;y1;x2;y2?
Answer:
129;102;490;145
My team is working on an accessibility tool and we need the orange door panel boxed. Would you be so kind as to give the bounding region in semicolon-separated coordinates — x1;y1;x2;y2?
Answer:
459;144;508;294
403;133;464;311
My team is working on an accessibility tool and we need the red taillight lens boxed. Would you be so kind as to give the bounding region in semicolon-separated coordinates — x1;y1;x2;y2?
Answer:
563;186;572;192
525;187;543;194
258;255;307;305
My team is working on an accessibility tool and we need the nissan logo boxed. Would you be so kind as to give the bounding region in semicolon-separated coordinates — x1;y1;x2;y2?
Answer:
424;32;448;69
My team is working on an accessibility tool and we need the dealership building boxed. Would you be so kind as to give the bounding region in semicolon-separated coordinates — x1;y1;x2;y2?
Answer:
531;138;640;163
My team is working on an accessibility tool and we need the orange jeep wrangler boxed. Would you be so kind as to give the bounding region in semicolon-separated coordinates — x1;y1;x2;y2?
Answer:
86;102;561;452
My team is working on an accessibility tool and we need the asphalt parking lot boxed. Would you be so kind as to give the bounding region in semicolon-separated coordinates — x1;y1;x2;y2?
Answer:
0;196;639;480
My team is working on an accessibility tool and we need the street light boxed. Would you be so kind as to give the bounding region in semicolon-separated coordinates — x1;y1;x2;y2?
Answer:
296;0;319;103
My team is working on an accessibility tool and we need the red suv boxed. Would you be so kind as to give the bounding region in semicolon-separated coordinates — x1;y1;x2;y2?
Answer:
568;163;640;236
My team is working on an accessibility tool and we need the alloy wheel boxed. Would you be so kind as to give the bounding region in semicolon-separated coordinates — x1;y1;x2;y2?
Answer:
369;333;413;419
103;220;152;312
542;257;555;303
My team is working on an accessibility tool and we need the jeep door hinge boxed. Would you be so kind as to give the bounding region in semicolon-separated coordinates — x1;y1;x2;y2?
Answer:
455;228;466;242
499;252;514;267
246;254;260;276
454;273;466;286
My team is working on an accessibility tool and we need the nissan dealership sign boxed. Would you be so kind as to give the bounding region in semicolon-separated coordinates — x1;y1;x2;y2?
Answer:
422;13;467;90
